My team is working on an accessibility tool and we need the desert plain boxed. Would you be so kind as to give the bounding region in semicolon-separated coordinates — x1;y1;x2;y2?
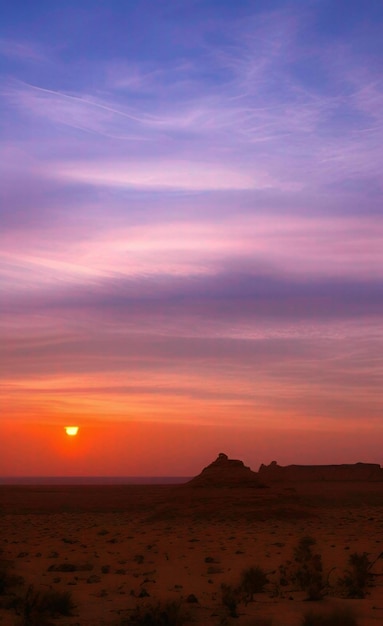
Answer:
1;464;383;626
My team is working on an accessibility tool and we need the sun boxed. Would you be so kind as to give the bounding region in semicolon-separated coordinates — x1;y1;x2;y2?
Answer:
65;426;79;436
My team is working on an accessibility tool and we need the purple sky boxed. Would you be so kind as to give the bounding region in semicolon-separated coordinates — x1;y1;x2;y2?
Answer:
1;0;383;475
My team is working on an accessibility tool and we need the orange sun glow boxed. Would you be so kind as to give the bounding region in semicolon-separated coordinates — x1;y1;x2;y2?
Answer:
65;426;79;436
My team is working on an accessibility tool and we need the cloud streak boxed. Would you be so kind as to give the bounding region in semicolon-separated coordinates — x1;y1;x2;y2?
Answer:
52;159;266;191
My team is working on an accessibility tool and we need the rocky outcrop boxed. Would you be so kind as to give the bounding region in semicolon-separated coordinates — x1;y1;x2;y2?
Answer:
258;461;383;482
185;455;383;488
187;453;261;487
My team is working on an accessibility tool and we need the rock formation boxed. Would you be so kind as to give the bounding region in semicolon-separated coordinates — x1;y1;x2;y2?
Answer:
258;460;383;482
185;454;383;488
187;453;261;487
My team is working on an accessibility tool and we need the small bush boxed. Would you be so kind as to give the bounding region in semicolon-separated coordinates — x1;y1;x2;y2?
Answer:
338;552;372;598
38;588;75;615
301;606;358;626
239;566;268;602
0;554;24;597
291;536;324;600
0;559;12;595
123;600;188;626
221;583;239;618
20;585;75;625
0;563;7;595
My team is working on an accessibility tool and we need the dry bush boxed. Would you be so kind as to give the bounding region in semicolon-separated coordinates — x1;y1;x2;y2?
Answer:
220;564;268;620
0;553;25;615
0;553;23;597
280;536;324;600
221;583;239;618
19;585;75;625
338;552;373;598
238;566;268;602
122;600;189;626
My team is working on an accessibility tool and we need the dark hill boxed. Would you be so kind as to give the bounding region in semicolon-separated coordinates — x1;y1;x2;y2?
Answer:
258;460;383;482
186;453;262;487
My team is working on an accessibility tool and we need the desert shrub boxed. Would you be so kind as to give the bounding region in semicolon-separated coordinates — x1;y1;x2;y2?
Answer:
301;606;358;626
291;536;324;600
0;558;10;595
238;566;268;602
221;583;239;618
20;585;75;625
37;588;74;615
123;600;188;626
0;554;23;597
0;564;6;594
338;552;372;598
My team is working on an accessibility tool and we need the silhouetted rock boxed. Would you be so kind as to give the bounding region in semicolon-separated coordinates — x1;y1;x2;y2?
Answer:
258;461;383;482
187;453;261;487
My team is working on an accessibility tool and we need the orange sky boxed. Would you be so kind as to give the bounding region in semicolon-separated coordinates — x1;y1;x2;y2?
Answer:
2;416;383;477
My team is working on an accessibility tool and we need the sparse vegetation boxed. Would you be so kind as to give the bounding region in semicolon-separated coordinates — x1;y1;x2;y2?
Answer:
221;583;239;618
122;600;189;626
301;606;358;626
238;565;268;602
1;483;381;626
338;552;373;598
19;585;75;625
289;536;324;600
219;564;268;619
0;553;23;598
0;556;11;595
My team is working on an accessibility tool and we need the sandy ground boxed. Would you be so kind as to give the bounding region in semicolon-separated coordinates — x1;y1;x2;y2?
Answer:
1;482;383;625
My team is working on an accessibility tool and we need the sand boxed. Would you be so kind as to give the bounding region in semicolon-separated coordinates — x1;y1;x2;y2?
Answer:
1;481;383;625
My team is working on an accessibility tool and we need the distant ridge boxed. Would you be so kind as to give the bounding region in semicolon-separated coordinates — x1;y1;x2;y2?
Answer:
185;454;383;488
258;461;383;482
186;453;261;487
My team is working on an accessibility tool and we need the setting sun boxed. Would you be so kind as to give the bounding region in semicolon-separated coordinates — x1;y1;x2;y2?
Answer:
65;426;79;436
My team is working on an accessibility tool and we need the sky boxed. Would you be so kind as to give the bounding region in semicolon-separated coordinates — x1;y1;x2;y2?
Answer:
1;0;383;477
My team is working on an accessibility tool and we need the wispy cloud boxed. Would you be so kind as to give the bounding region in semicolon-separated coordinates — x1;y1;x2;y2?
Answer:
0;38;47;62
52;158;271;191
5;27;383;195
4;81;152;139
